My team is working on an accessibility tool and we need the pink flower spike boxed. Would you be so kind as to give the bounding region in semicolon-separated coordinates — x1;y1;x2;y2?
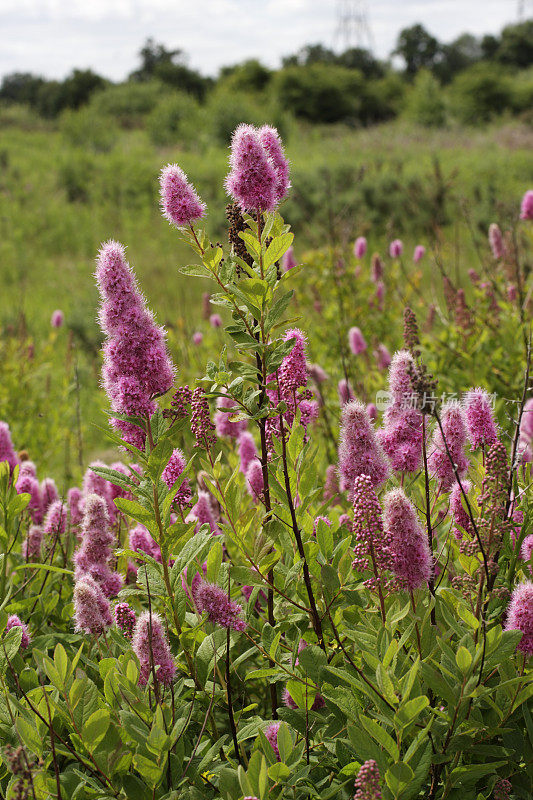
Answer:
192;331;203;345
258;125;291;204
338;378;355;406
281;246;297;272
6;615;30;650
194;580;247;631
225;124;278;213
73;575;112;636
51;309;64;328
159;164;206;228
0;422;18;472
463;388;498;449
520;190;533;221
132;611;176;686
209;313;222;328
413;245;426;263
338;400;389;495
264;722;281;761
215;394;248;439
383;488;432;591
389;239;403;258
348;327;367;355
354;759;381;800
488;223;505;259
238;431;258;475
354;236;367;259
428;402;469;491
162;448;191;508
246;459;264;501
505;581;533;655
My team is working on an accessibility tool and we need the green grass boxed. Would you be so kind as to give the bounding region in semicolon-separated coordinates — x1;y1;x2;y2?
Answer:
1;116;531;477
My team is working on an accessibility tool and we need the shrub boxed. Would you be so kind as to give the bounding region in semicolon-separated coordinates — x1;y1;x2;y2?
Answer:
405;69;446;127
449;62;515;124
146;92;201;146
88;80;169;128
273;63;364;123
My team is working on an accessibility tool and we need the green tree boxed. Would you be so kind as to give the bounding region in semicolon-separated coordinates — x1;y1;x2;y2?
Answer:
497;20;533;68
394;24;440;77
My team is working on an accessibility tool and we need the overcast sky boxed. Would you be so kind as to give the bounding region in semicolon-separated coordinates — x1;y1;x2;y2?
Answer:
0;0;524;81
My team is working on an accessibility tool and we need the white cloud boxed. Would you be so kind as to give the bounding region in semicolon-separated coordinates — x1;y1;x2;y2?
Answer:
0;0;520;81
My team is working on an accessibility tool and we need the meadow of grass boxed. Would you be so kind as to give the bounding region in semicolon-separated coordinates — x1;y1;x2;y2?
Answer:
1;115;532;479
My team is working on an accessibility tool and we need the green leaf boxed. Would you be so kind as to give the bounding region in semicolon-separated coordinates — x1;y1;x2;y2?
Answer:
298;645;327;684
456;646;472;674
359;715;399;760
206;540;223;582
268;762;290;781
82;709;110;750
385;762;414;794
263;233;294;269
396;696;429;728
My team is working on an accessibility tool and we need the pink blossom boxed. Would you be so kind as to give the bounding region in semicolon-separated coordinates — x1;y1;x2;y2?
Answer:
280;329;308;390
488;223;505;259
159;164;206;228
132;611;176;686
507;283;517;302
307;363;328;384
366;403;378;422
389;239;403;258
68;487;83;526
189;491;220;535
323;464;341;504
74;494;122;598
195;580;246;630
73;574;112;636
43;500;67;539
463;388;498;449
6;615;30;649
209;313;222;328
520;190;533;221
246;460;264;501
192;331;203;345
354;236;367;259
377;350;423;473
129;525;162;563
348;327;367;355
21;525;43;560
383;489;432;590
521;535;533;562
354;759;381;800
505;581;533;655
16;471;42;523
450;480;473;539
238;431;258;475
40;478;58;512
162;448;191;508
51;309;64;328
338;379;355;406
215;394;247;439
258;125;290;204
374;344;391;371
115;602;136;638
338;400;389;494
428;402;469;491
0;422;18;472
264;722;281;760
413;245;426;263
518;398;533;463
371;254;383;283
96;241;174;447
225;124;278;212
283;686;325;710
281;246;297;272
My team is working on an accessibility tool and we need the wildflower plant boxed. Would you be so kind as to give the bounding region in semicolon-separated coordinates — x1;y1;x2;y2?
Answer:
0;134;532;800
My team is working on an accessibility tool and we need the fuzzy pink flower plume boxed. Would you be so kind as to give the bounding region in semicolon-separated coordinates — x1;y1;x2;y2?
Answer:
351;474;392;591
428;402;469;491
21;525;43;560
238;431;258;475
505;581;533;655
338;400;389;494
518;398;533;463
348;326;367;355
6;615;30;650
114;602;136;638
354;236;367;259
74;493;123;598
43;500;67;539
488;223;505;259
194;580;246;630
189;490;220;535
51;309;64;328
520;190;533;221
413;245;426;263
383;488;432;590
463;388;498;449
96;241;174;448
73;574;112;636
354;759;381;800
389;239;403;258
215;394;248;439
258;124;290;204
264;722;281;761
132;611;176;686
16;470;42;524
378;350;423;473
0;422;18;472
161;448;191;508
225;124;279;212
281;246;297;272
159;164;206;228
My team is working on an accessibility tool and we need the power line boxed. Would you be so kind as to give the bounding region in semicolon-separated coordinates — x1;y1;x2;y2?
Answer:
334;0;374;51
